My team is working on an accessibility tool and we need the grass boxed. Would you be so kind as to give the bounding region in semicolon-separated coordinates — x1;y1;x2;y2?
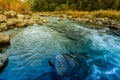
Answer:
0;0;30;12
39;10;120;20
91;10;120;20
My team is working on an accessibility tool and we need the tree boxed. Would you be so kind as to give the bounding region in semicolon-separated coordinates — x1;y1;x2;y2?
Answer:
112;0;120;10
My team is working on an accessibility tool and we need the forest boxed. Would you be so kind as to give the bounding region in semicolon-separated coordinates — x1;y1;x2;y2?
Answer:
31;0;120;11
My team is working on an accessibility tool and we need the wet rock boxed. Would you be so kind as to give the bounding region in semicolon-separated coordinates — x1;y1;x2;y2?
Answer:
42;18;48;23
24;19;35;26
37;21;43;25
108;25;118;30
0;23;8;31
49;54;88;79
0;54;8;71
58;18;64;21
113;30;120;36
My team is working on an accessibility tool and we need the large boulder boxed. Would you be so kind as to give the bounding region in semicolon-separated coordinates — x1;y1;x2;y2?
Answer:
0;34;10;45
0;34;10;52
0;54;8;71
48;54;88;79
24;19;35;26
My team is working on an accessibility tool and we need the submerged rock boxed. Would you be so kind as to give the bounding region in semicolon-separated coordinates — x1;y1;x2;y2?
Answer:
49;53;88;79
4;10;16;18
113;30;120;36
0;54;8;71
42;18;49;23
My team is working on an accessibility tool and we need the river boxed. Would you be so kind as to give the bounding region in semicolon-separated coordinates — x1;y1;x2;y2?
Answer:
0;17;120;80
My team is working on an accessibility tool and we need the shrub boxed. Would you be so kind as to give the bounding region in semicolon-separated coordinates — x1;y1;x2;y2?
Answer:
0;0;30;12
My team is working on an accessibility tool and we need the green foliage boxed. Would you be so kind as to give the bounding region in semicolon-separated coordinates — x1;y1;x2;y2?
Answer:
31;0;120;11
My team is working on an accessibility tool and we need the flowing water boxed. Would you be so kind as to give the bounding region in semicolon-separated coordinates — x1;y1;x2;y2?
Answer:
0;17;120;80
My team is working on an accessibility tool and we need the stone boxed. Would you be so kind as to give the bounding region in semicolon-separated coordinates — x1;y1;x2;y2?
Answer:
15;21;26;28
24;15;31;19
31;13;40;19
108;25;118;30
0;54;8;71
6;18;19;29
58;18;64;21
113;30;120;36
0;23;8;31
4;10;16;18
17;14;25;20
42;18;48;23
0;34;10;52
6;18;17;26
49;54;87;79
0;34;10;44
0;14;6;23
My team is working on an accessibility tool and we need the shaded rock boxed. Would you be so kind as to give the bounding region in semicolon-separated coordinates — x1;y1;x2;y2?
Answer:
108;25;118;30
6;18;17;26
0;54;8;71
113;30;120;36
58;18;64;21
0;23;8;31
24;15;31;19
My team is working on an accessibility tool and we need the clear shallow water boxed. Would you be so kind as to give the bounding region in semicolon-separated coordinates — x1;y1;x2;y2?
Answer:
0;17;120;80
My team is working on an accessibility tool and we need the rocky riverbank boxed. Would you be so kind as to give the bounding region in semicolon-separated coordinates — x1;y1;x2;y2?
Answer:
0;10;50;32
0;10;120;31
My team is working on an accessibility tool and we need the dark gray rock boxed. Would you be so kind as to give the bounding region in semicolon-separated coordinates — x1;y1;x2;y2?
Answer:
49;53;88;79
0;54;8;71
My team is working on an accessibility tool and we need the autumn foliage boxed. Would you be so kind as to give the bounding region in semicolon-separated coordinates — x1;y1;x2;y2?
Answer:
0;0;30;12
